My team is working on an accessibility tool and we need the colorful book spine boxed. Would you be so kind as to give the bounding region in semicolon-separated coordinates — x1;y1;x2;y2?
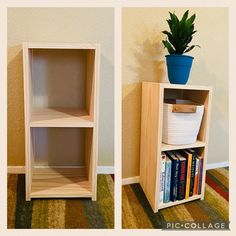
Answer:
188;149;197;197
159;152;166;203
163;156;172;203
181;150;192;199
198;156;204;194
193;157;199;195
166;151;179;202
175;153;186;201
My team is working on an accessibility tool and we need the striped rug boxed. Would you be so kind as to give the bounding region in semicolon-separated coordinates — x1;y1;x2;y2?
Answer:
122;167;229;229
8;174;114;229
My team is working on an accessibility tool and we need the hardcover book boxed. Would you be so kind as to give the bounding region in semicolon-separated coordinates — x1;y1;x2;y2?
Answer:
159;152;166;203
181;149;192;199
163;156;172;203
187;149;197;196
193;157;200;195
174;151;187;200
166;151;179;202
198;156;204;194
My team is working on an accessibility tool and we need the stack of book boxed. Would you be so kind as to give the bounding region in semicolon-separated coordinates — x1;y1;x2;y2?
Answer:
159;149;204;204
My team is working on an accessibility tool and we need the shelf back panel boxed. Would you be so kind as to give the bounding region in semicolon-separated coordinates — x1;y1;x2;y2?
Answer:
30;48;90;109
31;127;93;167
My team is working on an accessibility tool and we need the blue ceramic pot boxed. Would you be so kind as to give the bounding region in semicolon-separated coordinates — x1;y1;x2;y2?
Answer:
166;54;194;84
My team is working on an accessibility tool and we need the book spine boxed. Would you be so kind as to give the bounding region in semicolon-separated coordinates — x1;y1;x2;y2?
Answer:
189;154;196;196
193;158;199;195
164;161;172;203
159;156;166;203
170;160;179;202
177;159;186;200
198;158;204;194
185;154;192;199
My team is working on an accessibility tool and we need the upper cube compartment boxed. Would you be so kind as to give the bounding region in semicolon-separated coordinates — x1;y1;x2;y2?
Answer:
23;43;98;127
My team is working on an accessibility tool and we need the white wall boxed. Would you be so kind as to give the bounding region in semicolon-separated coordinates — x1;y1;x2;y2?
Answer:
8;8;114;166
122;7;228;178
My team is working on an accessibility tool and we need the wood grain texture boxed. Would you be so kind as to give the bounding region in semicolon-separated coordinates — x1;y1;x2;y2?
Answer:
23;42;100;200
30;108;94;127
23;43;32;200
139;82;212;212
139;82;162;211
91;45;100;201
31;167;92;198
161;140;205;151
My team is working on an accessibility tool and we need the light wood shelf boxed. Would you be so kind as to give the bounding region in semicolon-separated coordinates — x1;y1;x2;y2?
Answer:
23;42;100;201
140;82;212;213
30;108;94;127
158;195;201;210
161;140;205;151
31;167;92;198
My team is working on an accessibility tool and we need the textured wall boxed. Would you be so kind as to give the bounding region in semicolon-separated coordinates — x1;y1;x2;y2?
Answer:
122;8;228;178
8;8;114;166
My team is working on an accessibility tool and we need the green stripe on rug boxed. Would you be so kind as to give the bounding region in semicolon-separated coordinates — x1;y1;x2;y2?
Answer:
204;184;229;221
197;200;226;222
122;185;141;228
131;183;166;228
184;200;211;222
7;174;18;228
96;174;114;228
161;203;194;222
31;199;50;228
47;199;66;228
15;175;33;228
123;185;153;228
82;199;106;228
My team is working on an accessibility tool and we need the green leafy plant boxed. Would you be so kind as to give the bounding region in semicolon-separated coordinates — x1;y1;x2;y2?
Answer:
162;10;200;54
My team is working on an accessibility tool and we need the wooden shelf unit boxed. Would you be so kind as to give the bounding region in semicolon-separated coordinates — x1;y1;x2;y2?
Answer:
23;42;100;201
140;82;212;213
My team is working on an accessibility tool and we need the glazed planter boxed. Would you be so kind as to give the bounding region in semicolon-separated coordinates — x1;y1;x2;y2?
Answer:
166;54;194;84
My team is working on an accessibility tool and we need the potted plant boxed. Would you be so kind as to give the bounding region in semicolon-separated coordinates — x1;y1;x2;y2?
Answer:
162;10;199;84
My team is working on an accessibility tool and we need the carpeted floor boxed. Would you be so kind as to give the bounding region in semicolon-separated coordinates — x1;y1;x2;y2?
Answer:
8;174;114;229
122;167;229;229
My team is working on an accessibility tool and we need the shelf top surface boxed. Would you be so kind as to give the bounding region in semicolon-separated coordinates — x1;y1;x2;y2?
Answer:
23;42;100;50
161;140;205;151
142;82;212;91
30;108;94;128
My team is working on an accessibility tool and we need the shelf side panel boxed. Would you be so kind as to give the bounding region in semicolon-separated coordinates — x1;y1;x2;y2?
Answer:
23;43;33;200
86;49;95;119
90;46;100;201
140;82;161;211
85;129;93;183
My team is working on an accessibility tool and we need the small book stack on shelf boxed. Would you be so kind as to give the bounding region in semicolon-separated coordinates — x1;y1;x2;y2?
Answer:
159;149;204;204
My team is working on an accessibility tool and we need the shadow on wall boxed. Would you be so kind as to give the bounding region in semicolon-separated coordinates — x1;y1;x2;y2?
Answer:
192;59;229;163
8;45;25;166
122;28;167;178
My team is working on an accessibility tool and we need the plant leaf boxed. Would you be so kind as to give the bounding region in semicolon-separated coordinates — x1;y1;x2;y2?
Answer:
187;14;196;26
180;10;189;24
184;45;200;53
162;40;176;54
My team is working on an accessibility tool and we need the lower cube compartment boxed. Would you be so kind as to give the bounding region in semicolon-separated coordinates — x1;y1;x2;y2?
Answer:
29;127;94;198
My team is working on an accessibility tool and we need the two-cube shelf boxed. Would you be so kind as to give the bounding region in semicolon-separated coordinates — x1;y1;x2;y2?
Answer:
140;82;212;213
23;43;100;201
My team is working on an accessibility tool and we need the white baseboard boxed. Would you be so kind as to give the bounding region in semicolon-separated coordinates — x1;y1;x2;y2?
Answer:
97;166;114;174
206;161;229;170
7;166;25;174
8;165;114;174
122;161;229;185
122;176;140;185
